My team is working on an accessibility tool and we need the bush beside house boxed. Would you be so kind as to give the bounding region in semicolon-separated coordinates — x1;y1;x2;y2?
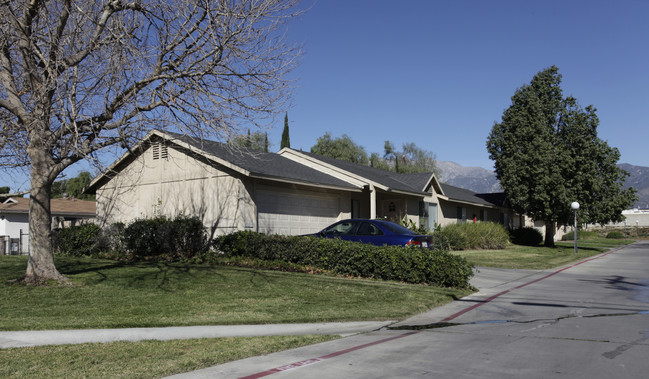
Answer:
432;222;510;250
53;218;474;288
213;231;474;288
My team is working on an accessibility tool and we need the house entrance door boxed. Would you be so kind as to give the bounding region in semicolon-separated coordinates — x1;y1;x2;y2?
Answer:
381;199;404;222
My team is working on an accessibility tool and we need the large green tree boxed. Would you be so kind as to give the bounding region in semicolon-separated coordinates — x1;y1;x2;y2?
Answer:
51;171;95;200
229;130;270;152
310;133;369;165
487;66;636;246
0;186;9;200
383;141;439;175
0;0;302;283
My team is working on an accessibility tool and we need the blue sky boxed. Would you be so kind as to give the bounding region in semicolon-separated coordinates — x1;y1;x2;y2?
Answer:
269;0;649;169
4;0;648;191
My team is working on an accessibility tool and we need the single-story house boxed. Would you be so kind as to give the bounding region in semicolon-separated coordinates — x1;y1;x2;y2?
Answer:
86;130;524;237
0;197;96;255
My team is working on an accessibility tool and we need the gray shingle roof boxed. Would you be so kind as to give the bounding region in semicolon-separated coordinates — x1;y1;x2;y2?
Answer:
440;183;505;207
165;132;357;189
297;151;429;194
397;172;435;192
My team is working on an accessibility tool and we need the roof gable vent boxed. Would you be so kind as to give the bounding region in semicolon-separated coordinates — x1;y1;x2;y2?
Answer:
152;142;168;160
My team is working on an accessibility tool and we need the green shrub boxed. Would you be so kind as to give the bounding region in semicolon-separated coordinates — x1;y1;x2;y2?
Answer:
53;223;102;257
510;227;543;246
122;216;208;259
433;222;509;250
212;231;474;288
561;230;599;241
605;230;624;239
398;216;429;234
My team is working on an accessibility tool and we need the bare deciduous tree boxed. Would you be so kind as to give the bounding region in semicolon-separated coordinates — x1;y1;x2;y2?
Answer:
0;0;302;283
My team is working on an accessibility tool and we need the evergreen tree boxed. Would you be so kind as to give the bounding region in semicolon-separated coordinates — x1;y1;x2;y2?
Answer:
245;129;252;148
281;112;291;149
51;172;95;200
0;186;10;200
487;66;636;246
229;131;269;152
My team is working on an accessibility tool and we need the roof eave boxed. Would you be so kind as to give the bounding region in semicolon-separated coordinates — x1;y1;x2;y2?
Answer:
249;174;362;192
279;149;388;190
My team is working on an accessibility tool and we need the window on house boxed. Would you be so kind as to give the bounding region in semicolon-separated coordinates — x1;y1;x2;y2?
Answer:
457;206;465;221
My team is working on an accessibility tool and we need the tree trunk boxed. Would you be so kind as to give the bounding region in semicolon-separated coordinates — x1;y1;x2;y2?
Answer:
24;151;66;283
544;221;556;247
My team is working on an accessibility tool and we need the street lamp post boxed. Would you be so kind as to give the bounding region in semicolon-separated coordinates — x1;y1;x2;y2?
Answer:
571;202;580;254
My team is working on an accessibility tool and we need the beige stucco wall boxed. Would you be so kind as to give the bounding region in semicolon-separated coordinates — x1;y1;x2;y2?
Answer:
253;181;350;235
96;144;255;236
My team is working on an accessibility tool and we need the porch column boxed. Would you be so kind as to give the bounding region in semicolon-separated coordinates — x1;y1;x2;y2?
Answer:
369;184;376;219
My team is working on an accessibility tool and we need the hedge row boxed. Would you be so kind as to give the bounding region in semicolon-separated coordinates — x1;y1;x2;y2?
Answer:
432;222;510;250
213;231;474;288
509;227;543;246
53;216;209;259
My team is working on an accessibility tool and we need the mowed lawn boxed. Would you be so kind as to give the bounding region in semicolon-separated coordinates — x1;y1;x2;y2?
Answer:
452;238;634;270
1;255;473;378
0;256;471;331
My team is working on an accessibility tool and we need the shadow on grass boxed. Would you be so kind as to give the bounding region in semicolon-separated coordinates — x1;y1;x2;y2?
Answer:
54;258;237;292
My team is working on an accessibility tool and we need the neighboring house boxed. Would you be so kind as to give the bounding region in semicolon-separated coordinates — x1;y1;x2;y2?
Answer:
87;130;522;238
0;197;96;255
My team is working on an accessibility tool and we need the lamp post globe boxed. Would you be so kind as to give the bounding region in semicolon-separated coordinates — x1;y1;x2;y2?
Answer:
571;202;579;254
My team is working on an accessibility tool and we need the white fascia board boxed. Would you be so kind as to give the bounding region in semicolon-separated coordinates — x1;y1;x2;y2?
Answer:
384;188;428;197
86;129;159;191
87;130;252;192
442;196;502;209
249;174;362;192
278;149;387;191
162;131;250;177
424;174;445;195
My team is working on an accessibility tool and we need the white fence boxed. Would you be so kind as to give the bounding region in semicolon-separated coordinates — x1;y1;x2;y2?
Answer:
607;210;649;228
0;231;29;255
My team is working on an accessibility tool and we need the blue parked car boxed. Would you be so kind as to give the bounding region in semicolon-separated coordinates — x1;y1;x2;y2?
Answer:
310;219;433;248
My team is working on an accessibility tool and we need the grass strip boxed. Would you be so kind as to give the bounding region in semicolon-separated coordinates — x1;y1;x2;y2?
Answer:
452;238;634;270
0;335;338;379
0;256;471;331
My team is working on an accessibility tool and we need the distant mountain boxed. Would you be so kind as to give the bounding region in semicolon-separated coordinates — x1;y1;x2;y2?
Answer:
436;161;501;193
437;161;649;209
619;163;649;209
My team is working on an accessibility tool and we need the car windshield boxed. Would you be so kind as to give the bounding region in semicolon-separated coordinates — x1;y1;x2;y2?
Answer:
322;220;358;236
375;220;418;235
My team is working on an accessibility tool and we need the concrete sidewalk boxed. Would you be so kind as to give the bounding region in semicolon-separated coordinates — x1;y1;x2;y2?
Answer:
0;321;396;349
0;266;542;350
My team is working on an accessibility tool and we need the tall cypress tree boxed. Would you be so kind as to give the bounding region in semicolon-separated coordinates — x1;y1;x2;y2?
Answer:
245;129;252;148
281;112;290;149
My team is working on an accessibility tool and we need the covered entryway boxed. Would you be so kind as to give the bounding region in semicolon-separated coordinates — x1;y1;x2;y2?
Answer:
256;188;341;235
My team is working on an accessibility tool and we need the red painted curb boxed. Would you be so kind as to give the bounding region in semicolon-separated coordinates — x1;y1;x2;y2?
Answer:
239;245;627;378
441;246;624;322
239;332;418;379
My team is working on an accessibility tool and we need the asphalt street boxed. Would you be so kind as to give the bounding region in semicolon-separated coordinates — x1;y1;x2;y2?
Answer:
169;241;649;379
